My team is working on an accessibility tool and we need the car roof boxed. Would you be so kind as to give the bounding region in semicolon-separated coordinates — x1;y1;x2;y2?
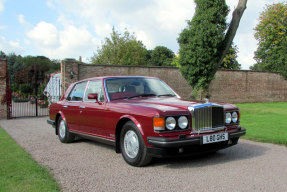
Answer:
77;76;157;83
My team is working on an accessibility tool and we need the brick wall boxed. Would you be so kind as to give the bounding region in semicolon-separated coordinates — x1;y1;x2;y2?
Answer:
61;59;287;103
0;59;7;119
209;70;287;103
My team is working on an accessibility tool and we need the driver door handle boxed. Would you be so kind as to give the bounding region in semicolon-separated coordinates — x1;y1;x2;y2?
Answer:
79;106;86;109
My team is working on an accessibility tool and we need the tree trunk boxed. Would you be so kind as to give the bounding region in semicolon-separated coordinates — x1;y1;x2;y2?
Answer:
217;0;247;68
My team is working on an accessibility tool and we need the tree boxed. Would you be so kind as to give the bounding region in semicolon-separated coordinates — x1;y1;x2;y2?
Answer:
178;0;247;98
91;28;149;66
178;0;229;97
0;51;6;59
251;2;287;78
220;44;241;70
150;46;175;66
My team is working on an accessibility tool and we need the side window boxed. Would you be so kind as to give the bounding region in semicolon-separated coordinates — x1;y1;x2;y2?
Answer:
84;80;105;102
67;82;88;101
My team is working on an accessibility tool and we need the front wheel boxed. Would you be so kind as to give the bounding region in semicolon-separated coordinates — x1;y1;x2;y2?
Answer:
57;116;75;143
120;121;152;167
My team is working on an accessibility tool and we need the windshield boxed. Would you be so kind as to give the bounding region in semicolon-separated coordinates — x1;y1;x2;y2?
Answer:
105;77;177;101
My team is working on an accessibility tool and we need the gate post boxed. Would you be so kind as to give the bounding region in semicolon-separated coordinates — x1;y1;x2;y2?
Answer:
0;59;10;119
61;59;79;96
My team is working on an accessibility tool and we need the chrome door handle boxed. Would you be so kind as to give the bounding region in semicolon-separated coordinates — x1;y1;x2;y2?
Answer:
79;106;86;109
63;105;68;108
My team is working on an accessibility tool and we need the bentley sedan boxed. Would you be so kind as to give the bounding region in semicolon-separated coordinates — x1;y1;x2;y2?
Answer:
47;76;246;166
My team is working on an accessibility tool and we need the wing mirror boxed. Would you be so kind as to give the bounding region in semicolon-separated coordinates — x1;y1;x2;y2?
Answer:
88;93;98;102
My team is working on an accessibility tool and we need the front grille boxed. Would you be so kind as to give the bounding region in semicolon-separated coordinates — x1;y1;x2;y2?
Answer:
188;103;225;133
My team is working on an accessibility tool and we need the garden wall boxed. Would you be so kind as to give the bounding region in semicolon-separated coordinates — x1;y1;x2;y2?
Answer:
0;59;7;119
61;59;287;103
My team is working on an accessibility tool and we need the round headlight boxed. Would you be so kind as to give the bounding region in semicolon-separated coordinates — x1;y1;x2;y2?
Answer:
225;112;231;124
166;117;176;130
178;116;188;129
232;112;238;123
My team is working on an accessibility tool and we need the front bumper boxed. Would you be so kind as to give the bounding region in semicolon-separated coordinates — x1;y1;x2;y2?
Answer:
147;127;246;158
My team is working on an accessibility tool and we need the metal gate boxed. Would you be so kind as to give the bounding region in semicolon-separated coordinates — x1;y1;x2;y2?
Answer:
10;74;61;118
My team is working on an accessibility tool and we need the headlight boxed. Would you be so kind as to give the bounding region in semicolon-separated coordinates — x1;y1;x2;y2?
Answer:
232;112;238;123
166;117;176;130
225;112;231;124
178;116;188;129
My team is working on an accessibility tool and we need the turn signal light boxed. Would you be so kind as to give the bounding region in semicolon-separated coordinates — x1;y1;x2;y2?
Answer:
154;117;165;131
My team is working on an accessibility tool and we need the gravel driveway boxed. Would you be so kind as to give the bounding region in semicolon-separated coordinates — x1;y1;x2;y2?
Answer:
1;117;287;192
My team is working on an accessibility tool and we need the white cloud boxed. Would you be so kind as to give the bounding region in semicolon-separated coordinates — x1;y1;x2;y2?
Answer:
17;14;30;27
27;21;59;48
0;36;24;53
27;21;99;61
94;23;112;38
47;0;196;51
0;0;5;12
234;32;258;69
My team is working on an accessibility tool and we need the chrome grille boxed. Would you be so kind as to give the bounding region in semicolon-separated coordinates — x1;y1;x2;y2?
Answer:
188;103;225;133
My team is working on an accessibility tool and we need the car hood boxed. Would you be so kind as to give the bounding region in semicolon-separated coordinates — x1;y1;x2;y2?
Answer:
113;96;237;111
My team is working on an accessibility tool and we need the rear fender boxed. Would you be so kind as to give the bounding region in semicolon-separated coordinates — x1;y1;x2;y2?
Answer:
55;111;67;135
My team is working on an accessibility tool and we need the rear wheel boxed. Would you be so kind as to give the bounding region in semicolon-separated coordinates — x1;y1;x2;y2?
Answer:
120;121;152;167
57;116;75;143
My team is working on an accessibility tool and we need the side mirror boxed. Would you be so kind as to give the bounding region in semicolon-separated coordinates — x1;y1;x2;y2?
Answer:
88;93;98;102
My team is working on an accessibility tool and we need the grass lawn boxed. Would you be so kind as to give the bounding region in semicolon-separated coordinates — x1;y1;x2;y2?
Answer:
236;102;287;146
0;127;60;192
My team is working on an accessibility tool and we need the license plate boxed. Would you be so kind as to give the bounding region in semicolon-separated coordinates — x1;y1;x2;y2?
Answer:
202;133;228;144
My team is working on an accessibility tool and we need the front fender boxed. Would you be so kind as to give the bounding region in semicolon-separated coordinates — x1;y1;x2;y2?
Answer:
119;114;144;136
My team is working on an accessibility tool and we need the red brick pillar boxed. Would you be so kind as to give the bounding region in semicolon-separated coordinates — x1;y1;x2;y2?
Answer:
60;59;79;96
0;59;8;119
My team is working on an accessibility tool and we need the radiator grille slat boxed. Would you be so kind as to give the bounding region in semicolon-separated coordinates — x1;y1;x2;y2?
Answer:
189;104;224;133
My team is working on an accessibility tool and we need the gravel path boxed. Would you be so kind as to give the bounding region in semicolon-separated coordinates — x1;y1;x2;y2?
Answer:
1;117;287;192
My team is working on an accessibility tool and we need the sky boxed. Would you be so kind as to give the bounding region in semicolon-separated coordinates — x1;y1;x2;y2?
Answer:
0;0;283;69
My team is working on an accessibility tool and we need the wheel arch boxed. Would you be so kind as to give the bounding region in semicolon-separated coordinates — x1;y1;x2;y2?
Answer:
55;111;66;135
115;115;143;153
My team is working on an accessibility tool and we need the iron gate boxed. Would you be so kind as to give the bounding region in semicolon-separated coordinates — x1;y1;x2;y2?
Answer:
10;74;61;118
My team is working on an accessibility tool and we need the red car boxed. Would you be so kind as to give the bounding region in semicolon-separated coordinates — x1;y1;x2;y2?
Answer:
47;76;246;166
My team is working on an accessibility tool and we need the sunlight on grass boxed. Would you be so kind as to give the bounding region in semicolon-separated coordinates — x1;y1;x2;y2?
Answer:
0;128;60;192
236;102;287;146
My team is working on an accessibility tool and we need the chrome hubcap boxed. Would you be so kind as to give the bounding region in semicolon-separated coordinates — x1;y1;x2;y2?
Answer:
59;120;66;139
124;130;139;159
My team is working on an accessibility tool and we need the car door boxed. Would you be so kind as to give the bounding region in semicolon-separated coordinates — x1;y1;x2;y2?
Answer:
80;80;107;136
63;81;88;133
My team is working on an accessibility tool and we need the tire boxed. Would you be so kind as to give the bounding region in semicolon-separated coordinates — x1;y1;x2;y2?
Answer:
120;121;152;167
57;116;75;143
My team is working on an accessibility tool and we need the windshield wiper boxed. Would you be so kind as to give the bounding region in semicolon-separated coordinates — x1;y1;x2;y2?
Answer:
127;93;157;99
157;94;176;97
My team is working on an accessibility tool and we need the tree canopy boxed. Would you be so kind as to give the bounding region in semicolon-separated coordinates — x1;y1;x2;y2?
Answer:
251;2;287;78
220;44;241;70
1;51;60;97
91;28;149;66
150;46;175;66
